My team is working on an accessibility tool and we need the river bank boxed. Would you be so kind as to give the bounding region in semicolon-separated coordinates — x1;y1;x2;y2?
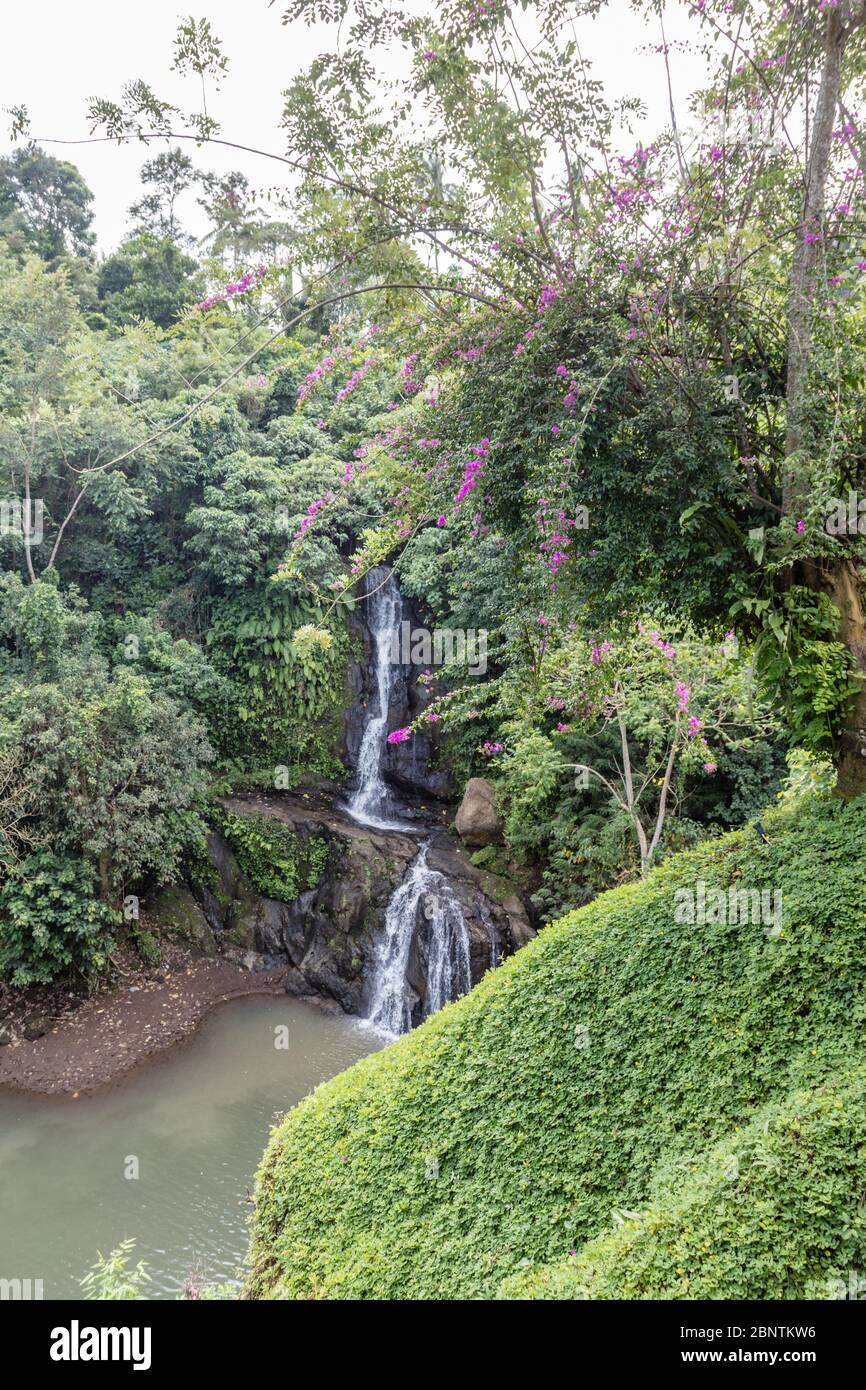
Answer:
0;946;289;1096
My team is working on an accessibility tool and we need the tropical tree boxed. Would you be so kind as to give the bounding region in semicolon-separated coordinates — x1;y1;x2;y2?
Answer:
97;232;203;327
0;143;95;261
0;575;213;901
544;621;778;877
128;146;202;243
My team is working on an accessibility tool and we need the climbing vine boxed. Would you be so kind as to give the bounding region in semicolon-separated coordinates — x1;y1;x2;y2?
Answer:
214;807;331;902
207;581;351;779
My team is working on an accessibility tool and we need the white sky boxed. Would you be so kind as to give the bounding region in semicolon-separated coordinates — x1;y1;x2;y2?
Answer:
0;0;714;253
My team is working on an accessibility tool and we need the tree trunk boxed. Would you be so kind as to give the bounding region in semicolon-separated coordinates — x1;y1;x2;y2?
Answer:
23;399;37;584
784;9;843;500
802;558;866;797
783;11;866;794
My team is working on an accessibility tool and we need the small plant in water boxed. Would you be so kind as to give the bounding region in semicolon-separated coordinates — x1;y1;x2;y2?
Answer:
80;1238;152;1300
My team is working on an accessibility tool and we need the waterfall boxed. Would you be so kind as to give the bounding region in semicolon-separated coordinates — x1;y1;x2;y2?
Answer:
345;567;408;831
422;866;473;1015
365;844;472;1036
346;566;483;1034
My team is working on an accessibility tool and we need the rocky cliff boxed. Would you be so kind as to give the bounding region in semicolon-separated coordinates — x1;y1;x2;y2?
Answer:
173;790;532;1020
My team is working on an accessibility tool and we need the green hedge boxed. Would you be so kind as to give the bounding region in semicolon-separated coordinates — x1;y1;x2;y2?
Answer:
502;1069;866;1299
245;794;866;1299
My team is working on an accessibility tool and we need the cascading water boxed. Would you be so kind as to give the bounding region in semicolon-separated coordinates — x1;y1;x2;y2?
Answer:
346;565;477;1034
365;844;471;1036
422;865;473;1015
345;567;408;832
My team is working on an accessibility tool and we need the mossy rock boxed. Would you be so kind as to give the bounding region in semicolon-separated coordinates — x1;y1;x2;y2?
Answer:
131;928;161;967
213;807;330;903
146;885;217;958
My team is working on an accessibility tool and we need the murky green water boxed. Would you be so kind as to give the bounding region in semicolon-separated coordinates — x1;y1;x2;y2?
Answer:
0;995;382;1300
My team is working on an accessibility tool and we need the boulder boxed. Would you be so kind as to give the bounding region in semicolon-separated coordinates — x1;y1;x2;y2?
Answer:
455;778;504;846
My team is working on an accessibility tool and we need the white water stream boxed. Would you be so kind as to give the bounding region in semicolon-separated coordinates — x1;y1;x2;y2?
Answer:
345;567;409;832
346;567;473;1034
365;844;471;1035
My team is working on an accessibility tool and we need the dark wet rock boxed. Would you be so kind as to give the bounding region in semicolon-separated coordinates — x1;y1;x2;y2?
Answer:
189;793;415;1011
147;885;218;958
186;791;533;1017
21;1012;51;1041
427;837;533;966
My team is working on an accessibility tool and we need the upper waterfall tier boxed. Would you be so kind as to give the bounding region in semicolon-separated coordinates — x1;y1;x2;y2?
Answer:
345;566;411;831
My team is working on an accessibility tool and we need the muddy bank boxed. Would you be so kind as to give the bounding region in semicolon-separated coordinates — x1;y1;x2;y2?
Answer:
0;954;289;1097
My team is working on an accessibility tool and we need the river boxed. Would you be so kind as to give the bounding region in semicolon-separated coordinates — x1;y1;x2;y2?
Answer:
0;995;381;1300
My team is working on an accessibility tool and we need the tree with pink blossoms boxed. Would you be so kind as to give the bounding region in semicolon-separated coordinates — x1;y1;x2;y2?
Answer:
543;621;779;877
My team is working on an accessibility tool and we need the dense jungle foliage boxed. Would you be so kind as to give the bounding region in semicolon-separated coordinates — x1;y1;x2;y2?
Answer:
0;0;863;991
3;0;866;1313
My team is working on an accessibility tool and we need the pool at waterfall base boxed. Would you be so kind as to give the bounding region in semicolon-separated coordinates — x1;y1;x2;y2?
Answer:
0;995;382;1299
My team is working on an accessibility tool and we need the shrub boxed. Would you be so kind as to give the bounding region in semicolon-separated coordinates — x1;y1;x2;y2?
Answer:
501;1069;866;1300
215;808;330;902
80;1240;151;1300
0;851;118;984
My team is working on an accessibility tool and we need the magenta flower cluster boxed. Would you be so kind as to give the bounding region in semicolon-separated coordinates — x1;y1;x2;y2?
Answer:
400;353;423;395
534;495;586;585
387;726;412;744
294;491;334;541
336;355;378;401
195;264;266;311
298;353;342;404
455;438;490;505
